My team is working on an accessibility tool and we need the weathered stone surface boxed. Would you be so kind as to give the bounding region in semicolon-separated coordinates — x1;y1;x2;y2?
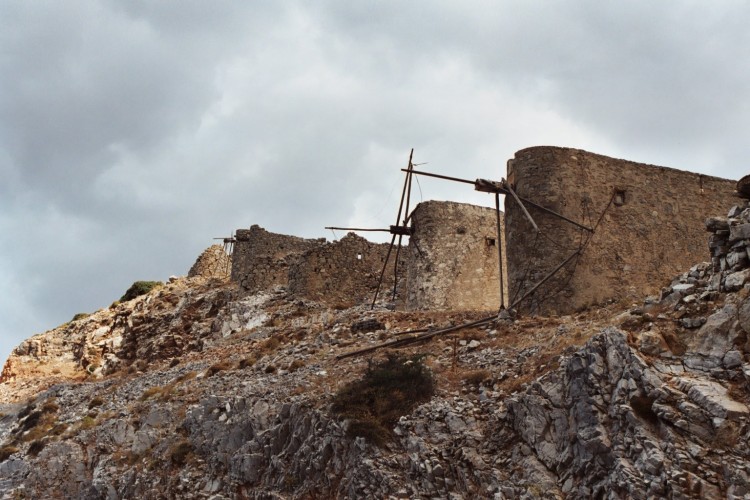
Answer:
681;378;749;419
724;350;744;369
706;217;730;231
639;331;669;356
405;201;505;311
687;304;739;359
506;146;736;315
231;225;325;294
730;223;750;242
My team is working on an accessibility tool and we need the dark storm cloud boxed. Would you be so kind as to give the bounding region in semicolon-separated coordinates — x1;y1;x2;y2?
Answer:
2;1;750;363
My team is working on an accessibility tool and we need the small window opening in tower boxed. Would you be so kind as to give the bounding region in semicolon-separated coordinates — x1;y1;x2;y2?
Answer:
357;253;362;260
614;189;626;206
485;237;496;247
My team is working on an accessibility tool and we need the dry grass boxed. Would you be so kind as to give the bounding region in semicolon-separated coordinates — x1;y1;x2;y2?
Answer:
238;356;257;369
175;371;198;383
79;416;97;431
261;336;281;353
459;328;486;342
287;359;305;372
140;386;162;401
205;360;234;377
169;440;193;466
462;369;491;386
0;445;19;462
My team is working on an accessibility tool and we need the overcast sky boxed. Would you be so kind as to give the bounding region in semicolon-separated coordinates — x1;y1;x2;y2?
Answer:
2;1;749;365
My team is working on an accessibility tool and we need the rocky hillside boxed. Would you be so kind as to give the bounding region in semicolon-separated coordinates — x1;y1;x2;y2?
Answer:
3;207;750;499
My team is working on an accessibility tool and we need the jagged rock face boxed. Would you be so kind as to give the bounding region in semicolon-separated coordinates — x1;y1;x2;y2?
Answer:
507;327;750;498
0;278;234;402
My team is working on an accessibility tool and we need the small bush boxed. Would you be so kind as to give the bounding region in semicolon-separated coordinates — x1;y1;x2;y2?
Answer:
19;411;42;432
345;416;392;447
72;313;90;322
17;404;34;419
79;416;97;430
288;359;305;372
140;387;162;401
264;364;277;374
16;408;57;443
49;423;68;436
463;369;491;386
206;361;233;377
175;371;197;383
0;445;19;462
238;356;257;369
332;354;434;446
41;400;59;414
120;281;163;302
88;397;105;409
27;440;46;457
169;440;193;466
261;337;281;353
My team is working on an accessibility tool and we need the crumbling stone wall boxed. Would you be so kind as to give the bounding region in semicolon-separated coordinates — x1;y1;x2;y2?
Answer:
287;233;401;307
231;225;325;293
405;200;506;311
505;146;738;315
188;245;232;280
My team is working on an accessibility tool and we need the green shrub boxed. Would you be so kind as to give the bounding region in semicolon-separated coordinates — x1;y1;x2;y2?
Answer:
331;354;434;446
120;281;163;302
71;313;90;322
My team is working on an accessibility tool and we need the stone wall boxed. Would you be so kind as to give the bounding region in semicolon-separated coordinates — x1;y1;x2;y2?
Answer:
505;146;738;315
188;244;232;280
404;200;506;311
287;233;400;307
231;225;325;293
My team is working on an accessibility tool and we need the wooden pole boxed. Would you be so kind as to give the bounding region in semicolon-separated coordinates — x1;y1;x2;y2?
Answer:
324;227;391;232
371;233;397;310
336;314;497;360
495;192;505;309
505;183;539;233
507;248;581;310
392;149;415;301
